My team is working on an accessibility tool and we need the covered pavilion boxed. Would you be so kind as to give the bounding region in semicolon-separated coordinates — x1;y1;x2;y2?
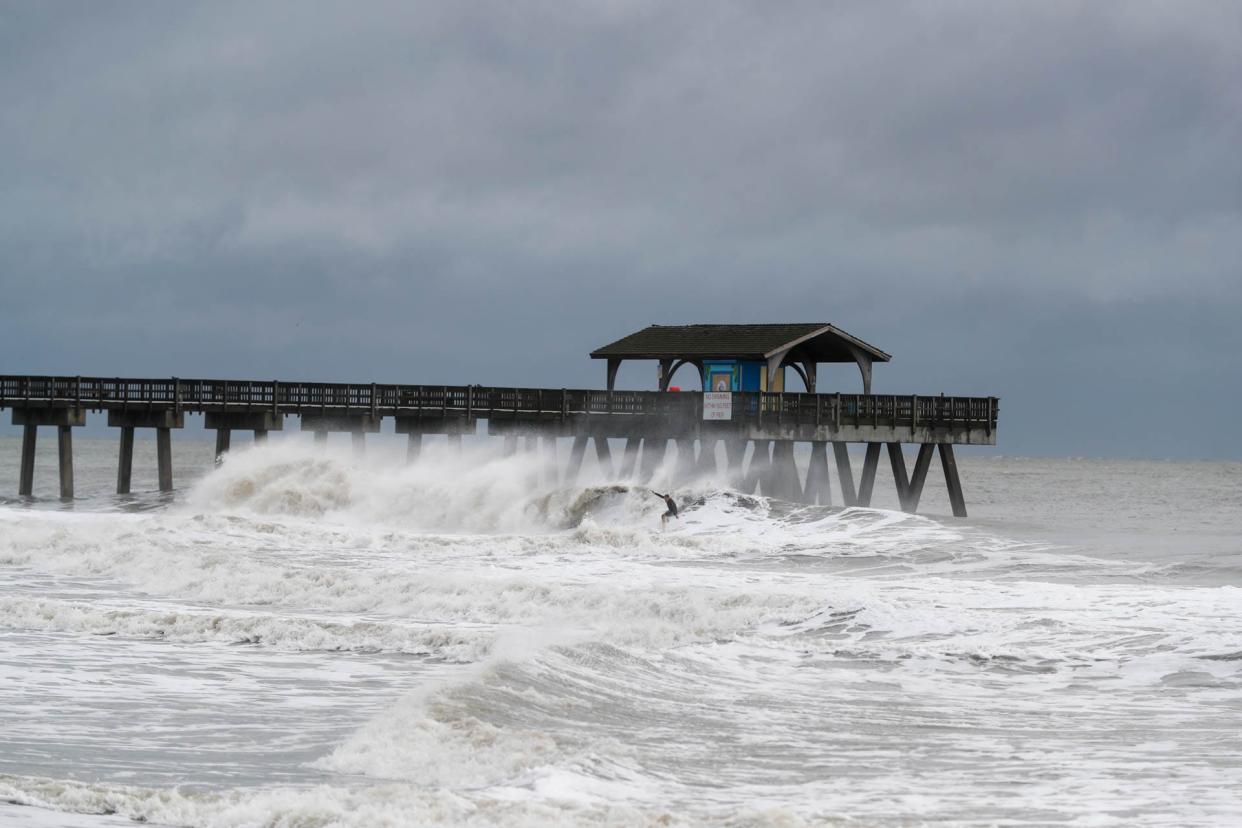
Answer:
590;323;891;394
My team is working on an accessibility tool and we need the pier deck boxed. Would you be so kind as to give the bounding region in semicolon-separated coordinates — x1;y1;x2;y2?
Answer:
2;375;998;515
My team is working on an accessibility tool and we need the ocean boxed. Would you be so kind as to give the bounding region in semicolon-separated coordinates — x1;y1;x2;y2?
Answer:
0;433;1239;826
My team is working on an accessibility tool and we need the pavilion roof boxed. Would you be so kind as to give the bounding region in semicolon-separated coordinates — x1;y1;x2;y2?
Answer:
590;323;891;363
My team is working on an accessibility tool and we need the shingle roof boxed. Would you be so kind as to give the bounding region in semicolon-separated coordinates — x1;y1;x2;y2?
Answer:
590;323;890;362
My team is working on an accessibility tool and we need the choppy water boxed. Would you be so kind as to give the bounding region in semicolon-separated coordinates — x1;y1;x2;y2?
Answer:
1;433;1240;826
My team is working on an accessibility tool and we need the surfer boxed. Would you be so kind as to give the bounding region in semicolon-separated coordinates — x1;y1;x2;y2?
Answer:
651;490;679;528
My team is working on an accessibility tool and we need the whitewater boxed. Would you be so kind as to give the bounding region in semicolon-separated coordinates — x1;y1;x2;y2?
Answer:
1;434;1240;827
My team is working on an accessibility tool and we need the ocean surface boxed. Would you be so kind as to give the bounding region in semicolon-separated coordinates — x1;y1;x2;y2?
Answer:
1;432;1239;827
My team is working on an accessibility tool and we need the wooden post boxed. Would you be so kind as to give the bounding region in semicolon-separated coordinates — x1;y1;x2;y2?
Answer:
214;429;231;463
117;426;134;494
57;425;74;499
674;439;697;485
857;443;881;507
18;423;36;496
886;443;910;510
565;435;588;485
904;444;936;513
640;437;667;483
805;441;831;506
939;444;968;517
593;435;614;479
832;442;855;507
156;427;173;492
745;440;771;495
769;441;803;502
697;438;719;478
619;437;641;478
724;440;746;489
542;435;559;487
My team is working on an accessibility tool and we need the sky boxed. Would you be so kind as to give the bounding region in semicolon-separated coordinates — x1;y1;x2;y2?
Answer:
1;1;1239;458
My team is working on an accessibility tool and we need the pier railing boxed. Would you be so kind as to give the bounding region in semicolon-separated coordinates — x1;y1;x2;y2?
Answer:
0;375;997;431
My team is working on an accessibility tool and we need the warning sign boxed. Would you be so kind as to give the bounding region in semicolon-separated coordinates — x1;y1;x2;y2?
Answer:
702;392;732;421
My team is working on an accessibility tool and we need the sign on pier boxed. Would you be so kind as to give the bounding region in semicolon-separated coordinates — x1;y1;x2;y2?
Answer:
702;392;732;420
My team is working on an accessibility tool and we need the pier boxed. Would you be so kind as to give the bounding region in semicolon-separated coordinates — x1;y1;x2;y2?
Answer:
0;324;999;515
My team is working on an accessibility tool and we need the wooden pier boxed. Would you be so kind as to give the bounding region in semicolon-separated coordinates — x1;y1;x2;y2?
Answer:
1;375;996;515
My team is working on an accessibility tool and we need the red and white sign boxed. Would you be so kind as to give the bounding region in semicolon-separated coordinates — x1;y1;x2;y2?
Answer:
702;392;732;421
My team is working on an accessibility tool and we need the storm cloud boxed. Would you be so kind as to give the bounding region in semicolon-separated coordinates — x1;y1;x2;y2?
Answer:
2;1;1239;456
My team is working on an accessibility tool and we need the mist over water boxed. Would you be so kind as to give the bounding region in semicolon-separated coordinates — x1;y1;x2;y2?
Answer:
1;435;1240;826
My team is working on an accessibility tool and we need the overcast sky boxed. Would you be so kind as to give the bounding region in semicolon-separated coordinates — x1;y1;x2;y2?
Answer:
2;2;1239;457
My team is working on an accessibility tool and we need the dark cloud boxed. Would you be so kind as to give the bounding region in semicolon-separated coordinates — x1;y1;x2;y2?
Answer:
1;1;1239;457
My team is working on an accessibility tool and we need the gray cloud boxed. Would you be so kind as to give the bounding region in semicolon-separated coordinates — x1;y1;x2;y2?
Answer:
1;1;1239;456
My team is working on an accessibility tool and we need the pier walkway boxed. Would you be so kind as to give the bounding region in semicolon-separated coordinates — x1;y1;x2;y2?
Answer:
2;375;998;515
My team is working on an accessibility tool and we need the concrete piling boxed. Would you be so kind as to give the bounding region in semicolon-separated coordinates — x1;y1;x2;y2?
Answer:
18;423;35;497
116;426;134;494
57;425;74;499
156;427;173;492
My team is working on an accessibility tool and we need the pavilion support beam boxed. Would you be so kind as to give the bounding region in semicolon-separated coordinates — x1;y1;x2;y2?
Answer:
904;444;936;514
805;441;831;506
658;359;674;392
832;442;856;507
939;444;968;518
156;427;173;492
887;443;910;511
857;443;881;507
19;424;36;497
116;426;134;495
606;358;622;392
565;435;588;485
57;425;74;500
619;437;641;479
409;433;424;462
593;435;613;479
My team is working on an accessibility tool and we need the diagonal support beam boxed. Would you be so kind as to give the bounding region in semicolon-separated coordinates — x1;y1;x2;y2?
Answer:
939;443;968;517
857;443;881;506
